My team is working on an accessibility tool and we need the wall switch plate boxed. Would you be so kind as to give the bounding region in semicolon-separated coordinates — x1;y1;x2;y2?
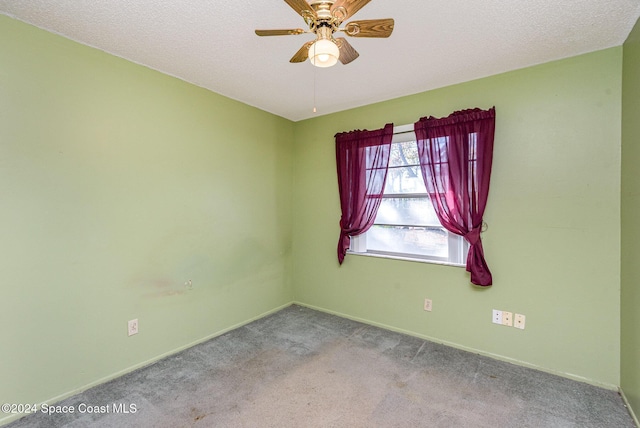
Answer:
492;310;503;324
424;298;432;312
502;311;513;327
128;319;139;336
514;313;526;330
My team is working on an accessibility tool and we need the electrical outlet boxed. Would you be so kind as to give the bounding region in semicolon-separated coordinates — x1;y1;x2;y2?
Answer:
423;298;432;312
492;310;503;324
128;319;139;336
502;311;513;327
514;313;526;330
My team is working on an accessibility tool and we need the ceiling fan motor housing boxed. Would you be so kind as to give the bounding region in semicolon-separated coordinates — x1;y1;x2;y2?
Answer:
309;1;341;34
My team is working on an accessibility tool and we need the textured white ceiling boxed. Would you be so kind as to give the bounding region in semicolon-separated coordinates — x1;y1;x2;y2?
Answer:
1;1;639;121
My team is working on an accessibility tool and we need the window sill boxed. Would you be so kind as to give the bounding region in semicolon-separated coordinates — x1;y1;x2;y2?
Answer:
346;250;466;268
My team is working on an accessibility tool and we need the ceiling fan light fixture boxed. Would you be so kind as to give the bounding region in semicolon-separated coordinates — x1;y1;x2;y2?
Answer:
308;38;340;67
256;0;395;66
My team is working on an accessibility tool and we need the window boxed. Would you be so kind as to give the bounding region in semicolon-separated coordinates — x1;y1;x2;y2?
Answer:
350;125;469;266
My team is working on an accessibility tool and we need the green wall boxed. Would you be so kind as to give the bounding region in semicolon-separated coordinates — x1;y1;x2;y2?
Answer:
0;15;293;421
292;48;623;387
1;10;635;424
621;17;640;421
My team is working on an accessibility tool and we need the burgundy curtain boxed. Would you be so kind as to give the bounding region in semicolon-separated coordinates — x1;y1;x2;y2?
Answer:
335;124;394;264
414;108;495;286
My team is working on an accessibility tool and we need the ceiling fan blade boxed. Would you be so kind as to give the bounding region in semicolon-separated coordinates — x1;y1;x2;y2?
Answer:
284;0;317;18
331;0;371;21
335;38;359;64
290;41;314;63
255;29;306;36
343;18;394;38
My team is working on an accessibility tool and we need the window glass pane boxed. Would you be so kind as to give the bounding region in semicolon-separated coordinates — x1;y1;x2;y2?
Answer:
385;166;426;194
375;197;440;226
366;147;383;168
389;141;419;167
365;145;392;196
351;137;470;265
365;167;386;195
468;132;478;199
367;225;448;258
468;132;477;160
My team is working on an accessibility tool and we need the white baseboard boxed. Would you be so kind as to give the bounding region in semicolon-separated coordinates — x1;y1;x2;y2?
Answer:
620;388;640;427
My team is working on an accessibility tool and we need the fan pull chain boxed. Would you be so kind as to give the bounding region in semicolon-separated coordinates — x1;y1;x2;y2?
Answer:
313;58;317;113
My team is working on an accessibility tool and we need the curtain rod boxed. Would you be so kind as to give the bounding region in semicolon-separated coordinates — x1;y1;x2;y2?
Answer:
393;123;414;135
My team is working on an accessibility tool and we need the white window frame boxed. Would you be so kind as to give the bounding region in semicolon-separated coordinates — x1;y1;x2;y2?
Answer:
348;124;469;267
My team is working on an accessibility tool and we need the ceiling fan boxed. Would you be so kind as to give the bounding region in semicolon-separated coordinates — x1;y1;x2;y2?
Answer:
255;0;394;67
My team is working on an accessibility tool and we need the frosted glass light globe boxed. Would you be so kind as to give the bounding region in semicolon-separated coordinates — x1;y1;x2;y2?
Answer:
309;39;340;67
